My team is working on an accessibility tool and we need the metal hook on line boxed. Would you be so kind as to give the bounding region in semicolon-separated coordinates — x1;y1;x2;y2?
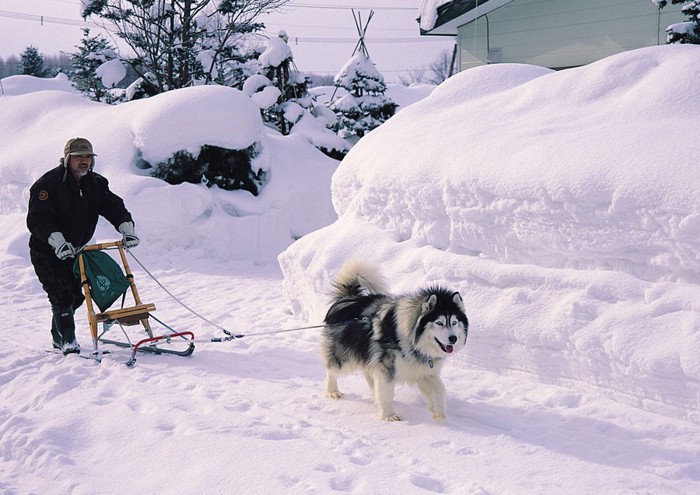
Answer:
210;329;245;343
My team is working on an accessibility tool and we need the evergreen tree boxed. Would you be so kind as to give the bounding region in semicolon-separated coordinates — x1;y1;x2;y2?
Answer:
81;0;290;98
653;1;700;44
69;29;121;103
256;31;310;135
331;51;396;139
330;11;396;140
244;31;349;157
19;46;48;77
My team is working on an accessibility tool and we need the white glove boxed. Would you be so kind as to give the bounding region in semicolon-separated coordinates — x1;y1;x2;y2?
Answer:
118;221;140;248
47;232;76;260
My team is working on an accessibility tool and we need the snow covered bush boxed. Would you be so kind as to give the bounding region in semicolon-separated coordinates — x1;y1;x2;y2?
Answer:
69;28;124;103
149;144;267;195
131;85;271;196
255;32;311;134
247;32;349;158
330;52;397;139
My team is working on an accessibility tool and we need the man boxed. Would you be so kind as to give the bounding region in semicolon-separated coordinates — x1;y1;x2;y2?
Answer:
27;137;140;355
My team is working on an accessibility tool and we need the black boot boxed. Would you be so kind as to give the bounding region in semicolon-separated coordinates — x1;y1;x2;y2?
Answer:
51;305;80;355
50;319;62;350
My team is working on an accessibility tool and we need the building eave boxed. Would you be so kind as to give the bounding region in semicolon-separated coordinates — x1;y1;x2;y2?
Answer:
420;0;518;36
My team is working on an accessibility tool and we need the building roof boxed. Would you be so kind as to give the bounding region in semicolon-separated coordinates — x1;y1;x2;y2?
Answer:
420;0;517;36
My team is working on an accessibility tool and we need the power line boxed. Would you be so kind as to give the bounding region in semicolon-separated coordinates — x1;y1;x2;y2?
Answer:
0;10;97;28
282;36;452;44
288;2;417;11
42;0;418;7
1;9;445;45
17;0;419;13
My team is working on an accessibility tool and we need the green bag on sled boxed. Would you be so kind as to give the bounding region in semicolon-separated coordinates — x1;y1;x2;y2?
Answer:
73;250;131;312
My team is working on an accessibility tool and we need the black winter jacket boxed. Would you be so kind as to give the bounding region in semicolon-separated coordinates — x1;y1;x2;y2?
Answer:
27;165;133;254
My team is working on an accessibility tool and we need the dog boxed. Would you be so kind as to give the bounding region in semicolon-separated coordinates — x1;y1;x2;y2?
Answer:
321;260;469;421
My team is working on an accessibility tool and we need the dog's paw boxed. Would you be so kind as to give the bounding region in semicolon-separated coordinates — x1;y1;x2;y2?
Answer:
432;413;447;420
326;391;344;399
382;414;402;422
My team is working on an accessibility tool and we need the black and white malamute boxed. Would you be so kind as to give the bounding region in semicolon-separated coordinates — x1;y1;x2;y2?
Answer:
322;260;469;421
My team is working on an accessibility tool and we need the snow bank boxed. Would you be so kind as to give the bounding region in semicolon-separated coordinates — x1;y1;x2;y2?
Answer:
279;45;700;422
0;84;338;265
124;85;264;164
0;72;77;95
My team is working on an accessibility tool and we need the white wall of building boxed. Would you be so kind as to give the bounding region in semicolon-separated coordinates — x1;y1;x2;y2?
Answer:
457;0;685;71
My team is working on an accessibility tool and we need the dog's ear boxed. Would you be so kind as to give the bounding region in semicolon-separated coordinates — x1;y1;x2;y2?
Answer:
452;292;464;310
423;294;438;312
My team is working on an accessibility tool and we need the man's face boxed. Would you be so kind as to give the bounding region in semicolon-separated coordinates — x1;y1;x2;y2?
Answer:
68;154;92;179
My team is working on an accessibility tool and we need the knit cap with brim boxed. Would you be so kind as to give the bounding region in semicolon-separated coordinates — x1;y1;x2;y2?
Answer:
62;137;97;181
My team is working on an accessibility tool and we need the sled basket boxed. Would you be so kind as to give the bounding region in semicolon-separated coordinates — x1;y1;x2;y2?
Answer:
73;250;130;312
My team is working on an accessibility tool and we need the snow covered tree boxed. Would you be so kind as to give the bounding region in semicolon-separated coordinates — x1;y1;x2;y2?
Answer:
331;53;397;139
19;46;49;77
81;0;289;98
255;30;309;135
69;29;122;103
330;11;397;140
244;31;349;157
653;1;700;44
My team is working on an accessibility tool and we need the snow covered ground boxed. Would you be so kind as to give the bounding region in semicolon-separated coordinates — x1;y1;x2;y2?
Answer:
1;45;699;494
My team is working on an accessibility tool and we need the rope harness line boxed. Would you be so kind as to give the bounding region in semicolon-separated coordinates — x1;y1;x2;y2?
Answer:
124;249;325;342
211;324;327;343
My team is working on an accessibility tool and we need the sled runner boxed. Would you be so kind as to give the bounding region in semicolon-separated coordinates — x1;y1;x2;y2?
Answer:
75;240;195;366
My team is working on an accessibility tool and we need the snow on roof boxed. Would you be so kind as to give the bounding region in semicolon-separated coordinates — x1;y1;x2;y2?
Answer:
418;0;455;31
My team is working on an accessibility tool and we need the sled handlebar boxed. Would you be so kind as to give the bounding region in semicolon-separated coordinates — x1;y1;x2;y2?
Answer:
81;240;125;252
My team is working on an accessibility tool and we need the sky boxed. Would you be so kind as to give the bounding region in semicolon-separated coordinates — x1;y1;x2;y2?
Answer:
0;0;456;82
1;43;700;493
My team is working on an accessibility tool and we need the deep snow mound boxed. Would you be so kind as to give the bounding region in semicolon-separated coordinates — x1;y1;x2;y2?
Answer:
124;85;264;165
330;45;700;284
0;73;77;95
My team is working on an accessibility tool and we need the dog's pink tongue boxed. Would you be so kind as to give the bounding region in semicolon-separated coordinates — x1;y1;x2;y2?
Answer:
444;345;454;353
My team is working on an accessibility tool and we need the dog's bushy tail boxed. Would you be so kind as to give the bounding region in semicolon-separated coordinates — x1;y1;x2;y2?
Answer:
331;260;389;298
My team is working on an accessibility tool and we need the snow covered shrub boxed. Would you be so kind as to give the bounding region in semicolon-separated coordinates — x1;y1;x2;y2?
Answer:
246;32;350;158
69;28;124;103
149;144;268;196
255;32;312;135
330;52;397;139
